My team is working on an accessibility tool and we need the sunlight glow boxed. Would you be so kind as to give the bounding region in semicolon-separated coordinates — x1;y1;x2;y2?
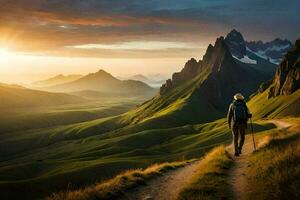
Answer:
0;48;13;59
70;41;204;50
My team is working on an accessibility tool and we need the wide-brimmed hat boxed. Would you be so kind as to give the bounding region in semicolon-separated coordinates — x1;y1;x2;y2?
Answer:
234;93;244;100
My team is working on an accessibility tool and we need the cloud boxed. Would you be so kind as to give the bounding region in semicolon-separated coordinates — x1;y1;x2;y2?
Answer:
0;0;299;58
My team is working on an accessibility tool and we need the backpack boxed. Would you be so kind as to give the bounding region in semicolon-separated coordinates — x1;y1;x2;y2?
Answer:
232;101;248;122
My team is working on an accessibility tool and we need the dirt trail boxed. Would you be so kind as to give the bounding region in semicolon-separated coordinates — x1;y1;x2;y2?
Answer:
268;119;292;129
120;160;201;200
227;134;253;200
228;120;292;200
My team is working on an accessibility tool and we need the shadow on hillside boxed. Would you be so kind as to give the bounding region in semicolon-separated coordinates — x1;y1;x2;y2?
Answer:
250;122;276;134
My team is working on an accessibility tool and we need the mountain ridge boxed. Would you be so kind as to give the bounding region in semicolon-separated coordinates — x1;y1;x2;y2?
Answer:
120;34;274;128
45;69;156;96
32;74;83;87
225;29;291;65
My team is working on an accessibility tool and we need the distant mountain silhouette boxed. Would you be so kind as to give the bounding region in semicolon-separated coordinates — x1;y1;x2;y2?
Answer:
32;74;82;87
128;74;150;82
47;69;156;96
118;74;166;88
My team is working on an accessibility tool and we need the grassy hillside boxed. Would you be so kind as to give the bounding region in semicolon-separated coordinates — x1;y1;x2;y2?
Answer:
119;67;223;128
0;85;85;108
0;118;275;200
71;89;157;100
248;89;300;119
0;96;146;134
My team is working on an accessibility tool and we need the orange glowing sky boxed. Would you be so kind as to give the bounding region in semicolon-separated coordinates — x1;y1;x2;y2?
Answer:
0;0;299;83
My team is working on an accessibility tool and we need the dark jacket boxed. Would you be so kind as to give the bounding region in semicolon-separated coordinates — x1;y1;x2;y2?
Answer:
227;99;251;128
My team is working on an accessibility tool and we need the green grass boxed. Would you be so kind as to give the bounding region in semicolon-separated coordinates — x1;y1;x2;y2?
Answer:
0;85;85;108
0;96;146;134
248;89;300;119
121;67;223;128
46;160;192;200
177;146;234;200
245;124;300;199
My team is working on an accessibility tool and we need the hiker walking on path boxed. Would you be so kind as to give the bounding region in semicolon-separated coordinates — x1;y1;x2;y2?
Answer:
227;93;252;156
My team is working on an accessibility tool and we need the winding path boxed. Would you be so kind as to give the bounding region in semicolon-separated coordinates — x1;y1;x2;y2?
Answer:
120;160;201;200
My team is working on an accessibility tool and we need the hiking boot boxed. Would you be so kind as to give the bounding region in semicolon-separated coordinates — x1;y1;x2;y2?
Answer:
239;149;242;155
234;152;240;157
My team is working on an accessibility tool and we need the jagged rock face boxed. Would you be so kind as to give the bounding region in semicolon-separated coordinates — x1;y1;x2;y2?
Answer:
160;79;173;95
160;58;201;95
172;58;200;86
225;29;247;59
196;38;239;108
269;39;300;98
196;37;269;108
160;36;235;95
204;37;235;72
160;36;269;108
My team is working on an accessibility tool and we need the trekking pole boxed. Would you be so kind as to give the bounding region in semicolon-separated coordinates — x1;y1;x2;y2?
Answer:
250;118;256;151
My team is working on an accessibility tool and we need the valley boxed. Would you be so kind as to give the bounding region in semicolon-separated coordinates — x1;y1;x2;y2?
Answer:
0;29;299;200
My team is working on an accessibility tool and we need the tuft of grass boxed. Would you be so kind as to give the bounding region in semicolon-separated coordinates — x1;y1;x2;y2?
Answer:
177;146;234;200
46;160;191;200
245;131;300;199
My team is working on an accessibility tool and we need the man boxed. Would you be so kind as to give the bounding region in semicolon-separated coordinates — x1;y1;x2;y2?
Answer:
227;93;252;156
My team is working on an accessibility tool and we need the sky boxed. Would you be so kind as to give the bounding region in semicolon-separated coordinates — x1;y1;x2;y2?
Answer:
0;0;299;83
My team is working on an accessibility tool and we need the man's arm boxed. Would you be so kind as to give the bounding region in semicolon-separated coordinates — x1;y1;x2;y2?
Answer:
227;104;233;128
245;103;252;118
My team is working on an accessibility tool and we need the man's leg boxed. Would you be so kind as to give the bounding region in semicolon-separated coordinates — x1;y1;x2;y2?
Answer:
232;125;239;156
238;126;246;154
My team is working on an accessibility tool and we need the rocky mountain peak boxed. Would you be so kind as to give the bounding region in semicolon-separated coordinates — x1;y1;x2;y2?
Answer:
91;69;114;78
224;29;246;59
160;36;233;95
160;58;201;95
203;36;234;73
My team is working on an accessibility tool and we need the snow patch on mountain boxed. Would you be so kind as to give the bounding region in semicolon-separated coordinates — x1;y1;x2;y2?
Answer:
233;55;257;64
246;47;279;64
268;44;291;51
